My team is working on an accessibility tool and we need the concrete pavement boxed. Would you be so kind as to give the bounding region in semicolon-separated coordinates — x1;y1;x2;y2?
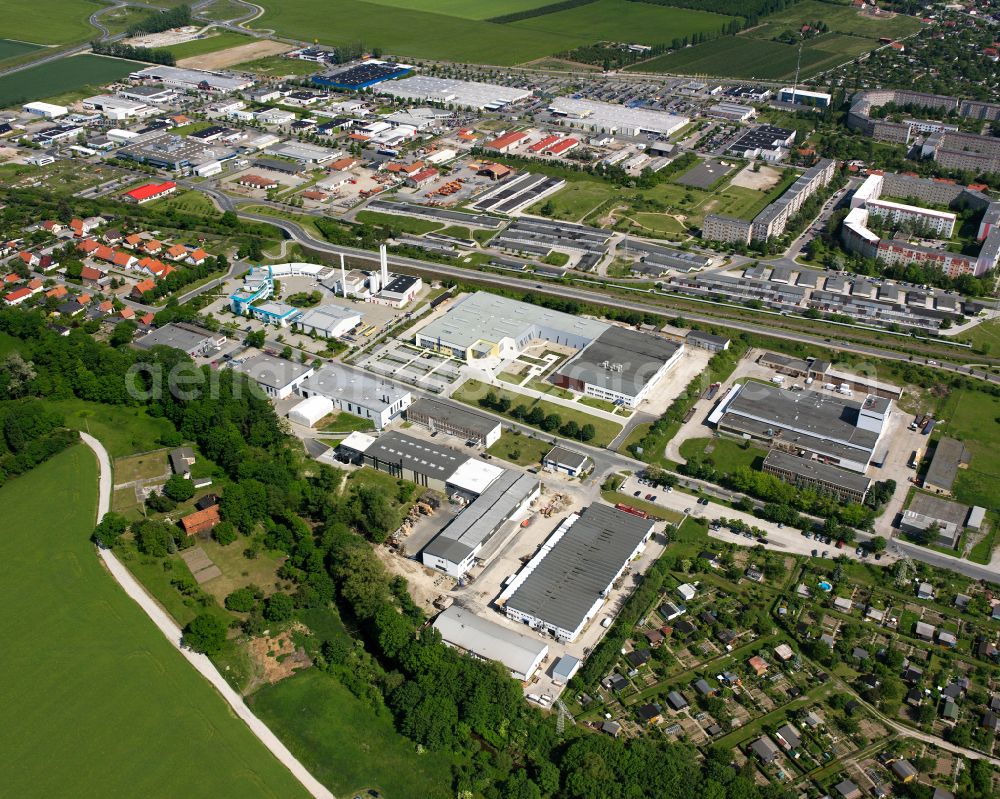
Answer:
79;432;336;799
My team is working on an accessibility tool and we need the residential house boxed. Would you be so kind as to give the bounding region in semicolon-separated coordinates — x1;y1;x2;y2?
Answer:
180;506;221;535
749;735;779;764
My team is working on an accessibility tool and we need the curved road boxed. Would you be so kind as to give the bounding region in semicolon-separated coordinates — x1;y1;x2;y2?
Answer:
79;432;336;799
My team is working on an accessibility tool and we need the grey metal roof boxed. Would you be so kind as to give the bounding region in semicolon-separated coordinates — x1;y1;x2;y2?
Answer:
543;445;590;471
407;397;501;438
924;437;969;491
300;364;409;412
504;504;653;634
234;353;312;390
422;471;538;564
135;323;217;352
363;430;463;479
555;325;681;397
763;450;872;494
433;605;546;678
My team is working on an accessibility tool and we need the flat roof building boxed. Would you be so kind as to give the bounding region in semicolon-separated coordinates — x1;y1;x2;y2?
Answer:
710;382;890;473
923;437;970;495
233;353;314;399
498;504;655;642
405;397;502;448
542;445;592;477
129;65;253;93
548;97;688;137
134;322;225;356
422;470;540;578
294;303;362;338
298;364;411;429
762;449;872;504
433;605;548;681
377;76;531;110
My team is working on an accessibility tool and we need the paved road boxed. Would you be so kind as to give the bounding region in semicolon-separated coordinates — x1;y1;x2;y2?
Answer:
79;432;336;799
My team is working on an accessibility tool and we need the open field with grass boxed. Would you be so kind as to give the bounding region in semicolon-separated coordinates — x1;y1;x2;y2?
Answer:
5;0;100;44
361;0;552;18
198;0;256;20
0;54;142;108
251;670;456;799
45;398;175;458
930;389;1000;512
166;31;253;59
629;31;875;79
509;0;734;45
0;38;42;62
97;5;154;35
453;378;622;446
355;209;443;235
601;490;684;523
317;410;376;433
750;0;922;40
529;179;616;222
0;446;310;799
157;189;219;216
679;436;766;471
231;54;321;76
487;431;552;467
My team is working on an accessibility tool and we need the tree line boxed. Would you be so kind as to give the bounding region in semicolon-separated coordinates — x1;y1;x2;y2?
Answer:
487;0;599;24
91;41;176;66
126;4;191;35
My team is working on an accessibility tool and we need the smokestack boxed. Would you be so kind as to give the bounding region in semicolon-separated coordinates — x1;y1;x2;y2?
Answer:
339;253;346;298
380;243;388;287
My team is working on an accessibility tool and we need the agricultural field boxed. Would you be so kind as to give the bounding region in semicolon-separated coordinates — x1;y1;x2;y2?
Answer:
629;32;874;79
96;5;155;35
0;38;42;63
0;54;141;108
509;0;735;46
198;0;256;20
5;0;100;44
252;0;731;64
0;447;310;799
231;54;322;76
165;31;254;60
250;670;456;799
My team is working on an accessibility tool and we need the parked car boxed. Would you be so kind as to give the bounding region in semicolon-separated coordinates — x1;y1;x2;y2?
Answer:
634;490;642;497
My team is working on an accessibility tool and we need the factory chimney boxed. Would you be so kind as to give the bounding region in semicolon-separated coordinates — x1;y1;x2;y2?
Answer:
339;253;347;298
380;243;388;287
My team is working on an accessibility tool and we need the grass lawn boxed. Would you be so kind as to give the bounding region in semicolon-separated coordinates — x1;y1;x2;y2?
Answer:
198;0;257;20
473;228;497;245
452;379;622;447
579;396;618;413
0;54;143;108
344;467;418;517
114;449;170;483
968;524;997;565
230;54;321;76
252;0;577;65
957;317;1000;354
360;0;552;19
624;212;686;238
753;0;922;39
510;0;735;48
317;410;376;433
0;446;309;798
528;179;616;222
46;398;175;458
0;38;42;62
4;0;102;44
487;431;552;467
526;376;574;399
438;225;473;239
250;669;456;798
678;437;766;471
928;388;1000;511
629;32;876;79
167;31;253;60
355;209;443;235
156;189;220;217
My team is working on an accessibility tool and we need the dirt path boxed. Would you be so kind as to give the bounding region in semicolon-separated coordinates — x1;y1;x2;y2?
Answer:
79;432;336;799
178;38;292;70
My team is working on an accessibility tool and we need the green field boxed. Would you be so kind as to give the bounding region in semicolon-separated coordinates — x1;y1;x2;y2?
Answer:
487;431;553;466
0;38;42;62
933;389;1000;512
355;209;443;235
198;0;256;20
0;54;142;108
529;179;616;222
678;436;766;471
45;398;176;458
5;0;101;44
250;670;455;799
252;0;730;64
749;0;922;40
510;0;733;44
231;54;320;76
0;446;310;799
630;32;874;79
167;31;254;60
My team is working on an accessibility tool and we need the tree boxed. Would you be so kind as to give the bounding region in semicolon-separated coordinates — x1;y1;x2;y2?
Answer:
110;320;137;347
91;512;129;548
580;423;596;442
351;485;399;543
264;592;295;622
541;413;562;432
870;535;887;553
213;520;237;546
0;353;36;398
245;330;265;348
281;345;293;360
133;519;177;557
225;585;261;612
183;612;227;654
526;407;545;426
163;473;195;502
145;491;176;513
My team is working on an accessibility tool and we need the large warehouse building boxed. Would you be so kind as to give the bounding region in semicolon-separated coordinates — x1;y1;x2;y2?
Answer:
376;75;531;110
708;382;891;473
548;97;689;137
297;364;411;429
405;397;502;447
433;605;548;681
498;504;655;642
339;430;539;578
415;292;683;407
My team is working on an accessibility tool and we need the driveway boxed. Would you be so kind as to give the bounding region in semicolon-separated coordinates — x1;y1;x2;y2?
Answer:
79;432;335;799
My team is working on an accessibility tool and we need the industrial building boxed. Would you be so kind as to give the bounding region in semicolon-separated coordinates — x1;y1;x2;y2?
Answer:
548;97;689;137
128;65;253;93
923;437;970;496
498;504;655;642
542;446;592;477
405;397;502;447
294;304;362;338
312;60;411;90
298;364;411;429
727;125;796;159
287;395;334;428
376;76;531;110
422;469;540;578
118;132;219;171
433;605;548;681
551;325;683;408
233;353;315;399
778;87;832;107
134;322;225;356
708;382;891;473
414;291;607;361
762;449;872;504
